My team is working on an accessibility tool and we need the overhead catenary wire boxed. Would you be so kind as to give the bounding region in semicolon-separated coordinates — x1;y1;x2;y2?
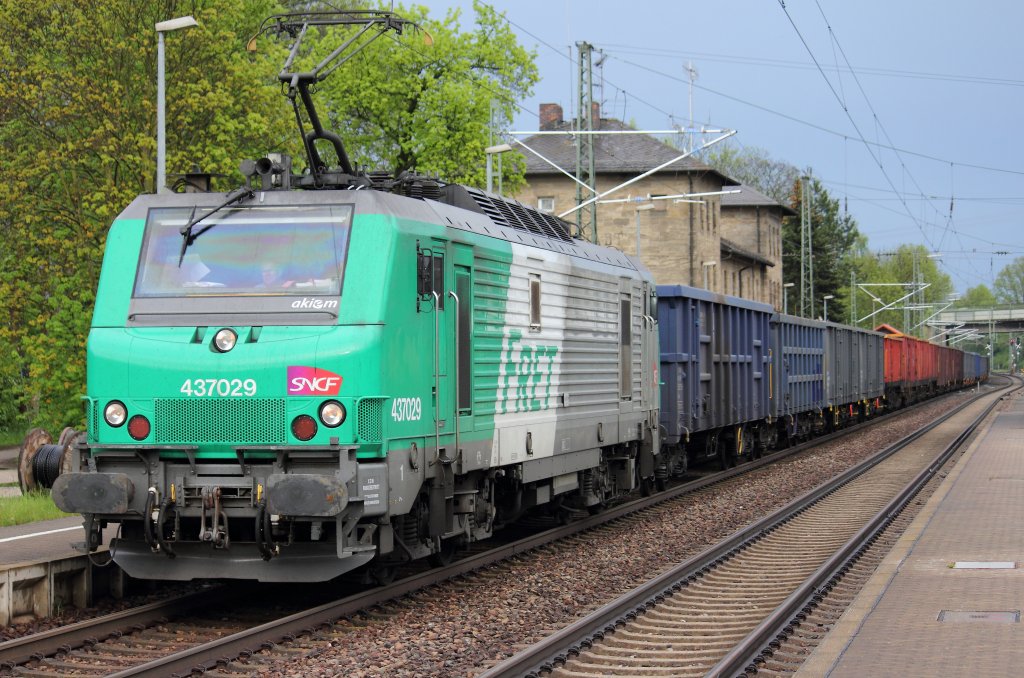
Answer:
371;2;1012;292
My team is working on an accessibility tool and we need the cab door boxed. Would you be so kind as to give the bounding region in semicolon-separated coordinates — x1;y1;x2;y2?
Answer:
640;281;657;410
419;239;453;454
451;244;475;461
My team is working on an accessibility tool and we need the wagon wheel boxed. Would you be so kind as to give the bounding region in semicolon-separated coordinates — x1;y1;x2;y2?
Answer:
18;428;52;494
734;425;747;463
705;434;726;471
750;426;764;460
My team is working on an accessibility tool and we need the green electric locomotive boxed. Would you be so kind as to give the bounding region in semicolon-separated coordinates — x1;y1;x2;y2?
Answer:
51;11;660;582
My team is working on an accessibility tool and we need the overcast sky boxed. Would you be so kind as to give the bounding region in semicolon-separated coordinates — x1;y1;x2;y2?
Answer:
419;0;1023;295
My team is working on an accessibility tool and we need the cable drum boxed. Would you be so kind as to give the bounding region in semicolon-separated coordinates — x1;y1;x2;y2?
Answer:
18;427;52;493
18;427;82;493
33;444;65;489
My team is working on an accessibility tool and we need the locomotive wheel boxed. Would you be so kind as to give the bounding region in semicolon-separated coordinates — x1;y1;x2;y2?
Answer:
18;428;52;494
428;537;459;567
371;564;398;586
639;475;655;496
635;462;655;496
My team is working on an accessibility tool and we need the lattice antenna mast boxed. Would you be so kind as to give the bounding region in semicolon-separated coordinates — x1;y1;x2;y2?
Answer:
686;61;698;153
576;41;598;242
800;173;814;318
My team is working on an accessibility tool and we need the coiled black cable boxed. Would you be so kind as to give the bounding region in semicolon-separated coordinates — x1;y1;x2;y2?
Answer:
32;444;64;489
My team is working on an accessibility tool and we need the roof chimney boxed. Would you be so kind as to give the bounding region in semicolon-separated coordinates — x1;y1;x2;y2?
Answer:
539;103;563;131
591;102;601;130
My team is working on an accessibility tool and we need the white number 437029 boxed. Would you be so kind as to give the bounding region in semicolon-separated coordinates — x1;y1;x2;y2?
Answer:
180;378;257;397
391;397;421;422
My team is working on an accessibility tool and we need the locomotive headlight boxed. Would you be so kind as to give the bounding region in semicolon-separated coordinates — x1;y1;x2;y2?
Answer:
214;328;237;353
104;401;127;427
319;401;346;427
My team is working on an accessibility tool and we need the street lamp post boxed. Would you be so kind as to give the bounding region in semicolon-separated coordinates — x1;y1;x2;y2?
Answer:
823;294;834;321
156;15;198;195
485;143;512;194
783;282;794;315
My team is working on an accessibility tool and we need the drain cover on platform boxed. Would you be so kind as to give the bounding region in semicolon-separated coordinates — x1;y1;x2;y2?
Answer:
951;561;1017;569
938;610;1020;623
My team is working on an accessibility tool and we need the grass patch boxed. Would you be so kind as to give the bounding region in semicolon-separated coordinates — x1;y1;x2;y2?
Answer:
0;491;73;527
0;429;26;447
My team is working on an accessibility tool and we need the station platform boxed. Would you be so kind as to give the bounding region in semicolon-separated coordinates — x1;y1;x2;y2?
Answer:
0;517;90;568
0;442;93;566
796;388;1024;677
0;446;19;497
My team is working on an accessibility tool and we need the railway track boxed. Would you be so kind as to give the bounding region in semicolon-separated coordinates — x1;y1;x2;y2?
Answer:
0;387;993;677
478;377;1017;678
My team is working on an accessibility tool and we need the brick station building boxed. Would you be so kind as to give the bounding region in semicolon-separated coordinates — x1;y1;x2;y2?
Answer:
512;104;788;310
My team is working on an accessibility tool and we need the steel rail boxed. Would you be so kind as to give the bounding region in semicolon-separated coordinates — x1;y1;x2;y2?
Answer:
105;395;962;677
0;419;852;675
709;375;1022;678
0;586;232;668
113;388;992;676
477;379;1011;678
0;384;991;676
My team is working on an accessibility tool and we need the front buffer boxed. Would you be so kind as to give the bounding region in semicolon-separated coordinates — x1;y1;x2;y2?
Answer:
54;440;389;582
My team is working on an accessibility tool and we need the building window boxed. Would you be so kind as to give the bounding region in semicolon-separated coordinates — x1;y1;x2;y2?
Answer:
537;197;555;213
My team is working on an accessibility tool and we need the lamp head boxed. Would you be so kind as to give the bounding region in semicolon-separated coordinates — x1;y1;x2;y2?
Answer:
156;15;198;32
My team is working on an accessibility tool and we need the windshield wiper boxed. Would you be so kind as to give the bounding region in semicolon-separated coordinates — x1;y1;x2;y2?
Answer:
178;187;255;266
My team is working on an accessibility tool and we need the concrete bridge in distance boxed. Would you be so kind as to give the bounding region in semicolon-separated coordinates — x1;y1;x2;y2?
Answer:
933;305;1024;335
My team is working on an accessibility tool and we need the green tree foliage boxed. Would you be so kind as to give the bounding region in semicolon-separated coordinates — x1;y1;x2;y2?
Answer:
0;0;292;432
852;244;953;334
304;1;539;191
993;257;1024;304
702;143;799;206
782;177;862;322
0;1;539;434
956;284;997;308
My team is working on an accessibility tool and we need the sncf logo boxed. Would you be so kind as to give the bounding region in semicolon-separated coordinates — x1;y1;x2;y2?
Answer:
287;366;343;396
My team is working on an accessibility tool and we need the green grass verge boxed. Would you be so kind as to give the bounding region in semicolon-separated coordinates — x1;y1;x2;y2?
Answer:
0;428;26;447
0;491;73;527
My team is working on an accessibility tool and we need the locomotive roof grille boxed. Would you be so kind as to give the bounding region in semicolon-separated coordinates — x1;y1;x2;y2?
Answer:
462;186;574;243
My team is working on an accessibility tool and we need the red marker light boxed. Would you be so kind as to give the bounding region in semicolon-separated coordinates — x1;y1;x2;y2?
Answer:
291;415;318;441
128;415;151;441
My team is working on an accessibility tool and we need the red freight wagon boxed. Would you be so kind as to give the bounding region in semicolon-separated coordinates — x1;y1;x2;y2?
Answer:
938;344;962;388
877;323;966;407
883;333;907;387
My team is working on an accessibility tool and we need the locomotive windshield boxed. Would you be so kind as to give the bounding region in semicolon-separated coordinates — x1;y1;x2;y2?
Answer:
134;205;352;298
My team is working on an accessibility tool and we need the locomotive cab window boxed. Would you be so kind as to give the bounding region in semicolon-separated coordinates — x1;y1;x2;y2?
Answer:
417;249;445;310
529;274;541;331
134;205;352;298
